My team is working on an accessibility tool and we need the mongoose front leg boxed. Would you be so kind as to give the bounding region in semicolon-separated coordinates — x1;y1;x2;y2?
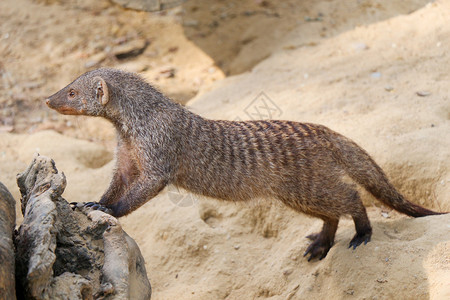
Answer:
103;173;168;217
70;140;139;213
80;174;168;217
100;140;139;206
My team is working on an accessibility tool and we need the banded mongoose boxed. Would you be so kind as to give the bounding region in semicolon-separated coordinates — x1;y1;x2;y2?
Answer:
46;68;444;260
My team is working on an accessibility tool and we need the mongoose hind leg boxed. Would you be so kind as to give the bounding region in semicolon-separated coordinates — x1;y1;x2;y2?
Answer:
348;191;372;249
304;217;339;261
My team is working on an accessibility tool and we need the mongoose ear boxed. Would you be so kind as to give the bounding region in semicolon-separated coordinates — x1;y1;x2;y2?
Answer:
93;76;109;105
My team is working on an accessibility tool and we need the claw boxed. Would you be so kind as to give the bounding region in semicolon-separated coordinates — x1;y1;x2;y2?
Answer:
348;232;372;250
82;202;113;215
304;234;333;262
70;201;112;215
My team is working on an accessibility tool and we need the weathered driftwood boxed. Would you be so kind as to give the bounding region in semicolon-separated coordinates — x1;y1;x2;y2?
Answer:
15;154;151;300
0;181;16;300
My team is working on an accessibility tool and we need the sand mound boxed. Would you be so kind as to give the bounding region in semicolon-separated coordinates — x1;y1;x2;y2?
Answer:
1;129;448;299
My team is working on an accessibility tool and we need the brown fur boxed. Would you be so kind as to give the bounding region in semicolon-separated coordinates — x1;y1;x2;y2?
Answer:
46;68;444;260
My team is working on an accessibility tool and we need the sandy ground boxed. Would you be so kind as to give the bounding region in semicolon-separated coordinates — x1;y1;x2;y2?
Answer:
0;0;449;299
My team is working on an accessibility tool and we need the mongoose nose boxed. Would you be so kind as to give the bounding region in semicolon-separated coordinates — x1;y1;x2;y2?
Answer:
45;99;50;106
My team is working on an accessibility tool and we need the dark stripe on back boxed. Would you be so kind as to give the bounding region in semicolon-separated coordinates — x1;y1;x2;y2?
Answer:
299;123;312;136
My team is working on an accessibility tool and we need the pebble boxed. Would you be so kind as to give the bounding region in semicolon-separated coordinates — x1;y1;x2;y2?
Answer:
370;72;381;79
304;16;323;22
352;42;368;52
184;19;199;27
112;39;148;59
416;91;431;97
159;66;176;78
345;289;354;295
283;269;293;276
243;11;256;16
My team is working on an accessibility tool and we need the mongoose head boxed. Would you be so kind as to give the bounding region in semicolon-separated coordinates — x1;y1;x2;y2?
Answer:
46;69;112;117
47;68;170;124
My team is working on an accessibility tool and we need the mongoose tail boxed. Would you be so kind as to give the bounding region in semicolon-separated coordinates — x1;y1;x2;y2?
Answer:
329;133;445;217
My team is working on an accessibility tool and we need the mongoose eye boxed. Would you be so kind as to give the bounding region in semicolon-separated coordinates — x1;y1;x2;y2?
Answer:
68;90;76;98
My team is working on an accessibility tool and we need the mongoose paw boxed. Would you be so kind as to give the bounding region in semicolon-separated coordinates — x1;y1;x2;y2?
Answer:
70;201;113;215
84;202;113;214
348;232;371;250
303;237;333;261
